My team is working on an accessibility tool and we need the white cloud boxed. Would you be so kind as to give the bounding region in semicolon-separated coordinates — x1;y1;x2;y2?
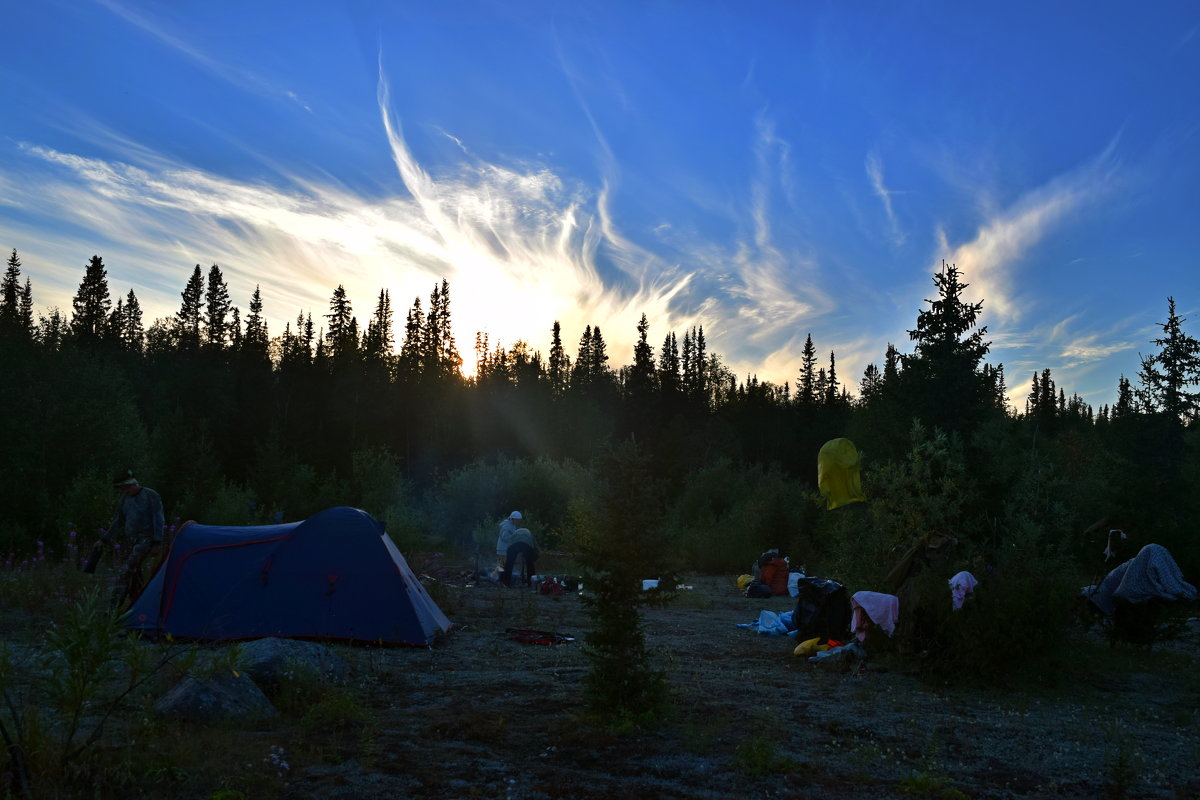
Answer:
936;143;1119;324
866;150;906;246
97;0;297;105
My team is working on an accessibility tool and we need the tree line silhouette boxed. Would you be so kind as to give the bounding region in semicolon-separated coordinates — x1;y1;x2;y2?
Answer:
0;247;1197;581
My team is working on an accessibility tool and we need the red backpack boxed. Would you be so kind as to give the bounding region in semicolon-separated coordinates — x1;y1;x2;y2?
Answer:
760;558;790;596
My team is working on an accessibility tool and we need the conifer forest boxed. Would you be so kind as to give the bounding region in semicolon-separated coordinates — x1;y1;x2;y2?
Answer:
1;247;1197;595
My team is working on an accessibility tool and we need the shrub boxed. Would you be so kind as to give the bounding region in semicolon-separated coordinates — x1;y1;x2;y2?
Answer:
917;482;1078;684
666;459;818;574
300;689;373;732
430;455;599;553
568;440;673;726
350;447;409;519
197;480;257;525
817;422;973;590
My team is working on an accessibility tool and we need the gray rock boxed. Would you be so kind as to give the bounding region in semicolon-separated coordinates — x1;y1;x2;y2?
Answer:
154;670;278;723
234;637;349;690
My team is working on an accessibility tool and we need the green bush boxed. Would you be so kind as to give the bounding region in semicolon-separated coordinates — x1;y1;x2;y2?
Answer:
812;421;1082;684
569;440;672;726
350;447;409;518
666;459;818;574
917;524;1077;684
197;480;257;525
430;455;599;553
818;422;973;590
55;471;118;550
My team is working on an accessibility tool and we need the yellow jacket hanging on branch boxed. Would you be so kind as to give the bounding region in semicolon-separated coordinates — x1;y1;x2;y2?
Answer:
817;438;866;510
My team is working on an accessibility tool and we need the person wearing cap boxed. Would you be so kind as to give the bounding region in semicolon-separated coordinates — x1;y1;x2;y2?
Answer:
95;470;165;608
496;510;523;572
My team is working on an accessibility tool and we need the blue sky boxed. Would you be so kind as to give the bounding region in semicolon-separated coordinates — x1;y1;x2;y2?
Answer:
2;1;1198;408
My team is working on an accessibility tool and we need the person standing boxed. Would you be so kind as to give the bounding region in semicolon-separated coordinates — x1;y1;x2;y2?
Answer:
93;470;165;608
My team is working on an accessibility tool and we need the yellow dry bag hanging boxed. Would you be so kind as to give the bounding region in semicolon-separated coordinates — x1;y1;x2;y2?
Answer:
817;438;866;510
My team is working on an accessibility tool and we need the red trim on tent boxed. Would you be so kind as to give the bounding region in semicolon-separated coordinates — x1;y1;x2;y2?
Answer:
127;519;196;610
159;535;292;623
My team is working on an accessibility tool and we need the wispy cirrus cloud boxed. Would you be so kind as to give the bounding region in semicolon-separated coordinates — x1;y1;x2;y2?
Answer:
647;111;838;380
935;141;1120;324
994;313;1140;408
6;57;846;387
866;150;906;246
17;115;707;371
96;0;311;110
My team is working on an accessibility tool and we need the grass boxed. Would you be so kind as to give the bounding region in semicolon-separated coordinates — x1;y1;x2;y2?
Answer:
0;551;388;799
0;548;1194;798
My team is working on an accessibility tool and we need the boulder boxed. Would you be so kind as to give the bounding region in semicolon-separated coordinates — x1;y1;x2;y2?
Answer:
154;670;278;723
234;637;349;692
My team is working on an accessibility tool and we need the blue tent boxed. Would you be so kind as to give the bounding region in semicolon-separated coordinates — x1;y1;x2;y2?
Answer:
127;506;451;645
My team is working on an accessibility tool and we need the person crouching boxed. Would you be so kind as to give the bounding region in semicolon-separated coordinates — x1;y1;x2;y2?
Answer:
502;527;539;588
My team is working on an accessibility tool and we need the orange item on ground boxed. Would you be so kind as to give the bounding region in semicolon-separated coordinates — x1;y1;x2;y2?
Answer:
760;558;790;596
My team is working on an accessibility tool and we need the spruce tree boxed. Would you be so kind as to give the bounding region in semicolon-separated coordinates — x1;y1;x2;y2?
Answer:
204;264;231;350
797;333;818;407
1136;297;1200;422
70;255;113;347
572;325;595;388
121;290;144;353
228;306;242;350
627;313;656;400
680;329;694;395
1025;372;1039;417
825;351;840;406
104;297;126;349
18;279;33;339
882;343;901;383
548;321;569;398
36;308;69;351
175;265;205;352
573;440;672;725
860;362;882;400
692;326;707;403
982;362;1007;413
591;325;610;380
680;326;707;404
1113;375;1135;420
325;284;356;362
363;289;394;367
658;331;680;399
0;248;25;338
898;261;992;431
397;297;424;382
421;280;460;379
242;286;270;361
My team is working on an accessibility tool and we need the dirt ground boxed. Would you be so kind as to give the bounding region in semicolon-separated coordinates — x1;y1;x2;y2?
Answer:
281;571;1200;800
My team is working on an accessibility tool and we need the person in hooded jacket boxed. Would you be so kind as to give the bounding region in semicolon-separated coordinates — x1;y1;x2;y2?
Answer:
496;511;522;572
502;526;539;588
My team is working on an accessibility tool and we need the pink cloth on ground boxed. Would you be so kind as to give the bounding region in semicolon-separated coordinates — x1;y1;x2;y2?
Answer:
849;591;899;641
948;571;979;610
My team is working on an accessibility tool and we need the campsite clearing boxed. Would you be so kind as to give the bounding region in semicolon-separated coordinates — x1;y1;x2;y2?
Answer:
271;573;1198;800
3;569;1195;798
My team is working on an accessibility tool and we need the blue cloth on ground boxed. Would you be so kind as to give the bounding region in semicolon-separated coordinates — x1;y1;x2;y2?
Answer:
737;609;796;636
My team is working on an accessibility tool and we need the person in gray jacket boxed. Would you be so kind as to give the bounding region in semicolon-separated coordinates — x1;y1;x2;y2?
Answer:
502;526;539;588
496;511;522;568
94;470;165;608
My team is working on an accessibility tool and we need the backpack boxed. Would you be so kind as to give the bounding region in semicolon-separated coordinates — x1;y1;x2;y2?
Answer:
792;577;851;640
744;582;774;599
759;557;790;595
539;577;566;596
